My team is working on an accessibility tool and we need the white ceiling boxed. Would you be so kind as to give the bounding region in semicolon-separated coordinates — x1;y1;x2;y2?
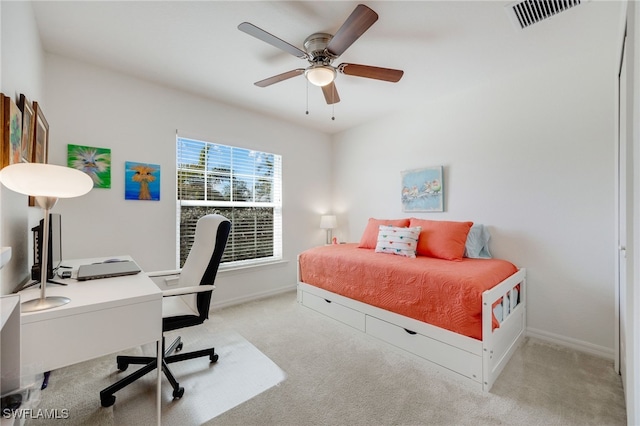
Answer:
31;1;622;135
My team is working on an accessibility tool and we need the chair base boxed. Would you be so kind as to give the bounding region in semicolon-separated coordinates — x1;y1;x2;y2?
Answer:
99;336;218;407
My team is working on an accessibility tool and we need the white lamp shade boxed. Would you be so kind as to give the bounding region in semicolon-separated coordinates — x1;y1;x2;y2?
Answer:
305;66;336;87
320;215;337;229
0;163;93;198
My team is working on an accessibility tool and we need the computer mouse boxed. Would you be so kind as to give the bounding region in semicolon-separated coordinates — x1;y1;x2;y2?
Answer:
103;258;123;263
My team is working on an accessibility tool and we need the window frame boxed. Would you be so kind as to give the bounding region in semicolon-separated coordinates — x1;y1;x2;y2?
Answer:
176;136;283;269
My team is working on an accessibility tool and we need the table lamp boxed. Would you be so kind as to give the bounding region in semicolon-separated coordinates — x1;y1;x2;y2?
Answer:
0;163;93;312
320;215;337;245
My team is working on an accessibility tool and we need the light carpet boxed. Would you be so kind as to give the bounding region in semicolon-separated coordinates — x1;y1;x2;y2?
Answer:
22;291;626;425
25;329;286;425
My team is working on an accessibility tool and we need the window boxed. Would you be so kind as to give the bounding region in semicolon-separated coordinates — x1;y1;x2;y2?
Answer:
176;136;282;268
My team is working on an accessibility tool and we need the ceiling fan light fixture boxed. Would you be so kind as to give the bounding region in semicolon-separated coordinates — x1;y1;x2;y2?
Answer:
305;66;336;87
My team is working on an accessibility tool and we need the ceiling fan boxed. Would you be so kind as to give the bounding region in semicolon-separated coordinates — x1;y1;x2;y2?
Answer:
238;4;404;105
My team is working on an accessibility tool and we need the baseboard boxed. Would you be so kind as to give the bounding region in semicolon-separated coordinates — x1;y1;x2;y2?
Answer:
526;327;614;360
211;285;296;311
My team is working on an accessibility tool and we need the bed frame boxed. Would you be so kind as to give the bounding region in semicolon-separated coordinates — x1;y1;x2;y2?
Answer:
297;258;526;391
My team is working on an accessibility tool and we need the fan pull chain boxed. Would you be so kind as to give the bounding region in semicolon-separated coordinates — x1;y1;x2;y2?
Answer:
331;88;335;121
305;80;309;115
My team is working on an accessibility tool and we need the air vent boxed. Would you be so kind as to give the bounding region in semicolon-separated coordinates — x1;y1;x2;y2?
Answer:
507;0;584;29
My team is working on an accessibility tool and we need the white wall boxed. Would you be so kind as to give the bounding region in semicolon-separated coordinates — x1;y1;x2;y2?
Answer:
0;1;622;357
41;54;332;306
625;0;640;422
332;49;617;355
0;1;45;294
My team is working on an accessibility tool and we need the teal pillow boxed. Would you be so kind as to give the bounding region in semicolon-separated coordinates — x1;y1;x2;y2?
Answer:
464;224;492;259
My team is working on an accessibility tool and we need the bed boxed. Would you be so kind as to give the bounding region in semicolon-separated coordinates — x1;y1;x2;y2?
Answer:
296;220;526;391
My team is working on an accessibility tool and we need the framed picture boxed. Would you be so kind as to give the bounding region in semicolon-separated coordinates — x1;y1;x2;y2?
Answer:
125;161;160;201
18;94;34;163
401;166;444;212
67;144;112;188
32;101;49;164
0;94;23;169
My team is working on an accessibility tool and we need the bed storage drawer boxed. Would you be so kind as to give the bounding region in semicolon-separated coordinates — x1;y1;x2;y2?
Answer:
302;292;366;332
365;315;482;382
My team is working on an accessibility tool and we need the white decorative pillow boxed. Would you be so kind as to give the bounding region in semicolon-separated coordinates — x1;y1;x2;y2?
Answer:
375;225;421;258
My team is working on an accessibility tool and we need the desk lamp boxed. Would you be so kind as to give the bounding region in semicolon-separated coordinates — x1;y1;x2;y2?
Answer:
320;215;337;245
0;163;92;312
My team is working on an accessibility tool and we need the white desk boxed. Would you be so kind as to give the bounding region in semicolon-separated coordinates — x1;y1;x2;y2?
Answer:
1;294;20;395
18;256;162;423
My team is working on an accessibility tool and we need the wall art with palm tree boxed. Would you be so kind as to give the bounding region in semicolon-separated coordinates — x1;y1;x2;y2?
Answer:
125;161;160;201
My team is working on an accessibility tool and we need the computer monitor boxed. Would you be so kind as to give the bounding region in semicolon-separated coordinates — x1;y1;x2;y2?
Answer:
32;213;62;282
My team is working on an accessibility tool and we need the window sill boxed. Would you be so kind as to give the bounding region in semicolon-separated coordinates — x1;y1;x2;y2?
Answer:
218;259;290;276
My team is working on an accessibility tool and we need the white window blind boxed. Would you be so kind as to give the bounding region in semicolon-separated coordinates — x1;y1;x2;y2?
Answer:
176;136;282;268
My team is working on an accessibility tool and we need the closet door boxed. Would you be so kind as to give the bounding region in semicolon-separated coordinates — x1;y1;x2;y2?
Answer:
618;38;627;385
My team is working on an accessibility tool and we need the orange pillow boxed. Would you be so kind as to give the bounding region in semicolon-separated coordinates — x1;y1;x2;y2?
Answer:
358;218;410;249
409;218;473;260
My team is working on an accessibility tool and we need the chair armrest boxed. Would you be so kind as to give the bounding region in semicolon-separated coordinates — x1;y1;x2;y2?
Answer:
162;285;215;297
147;269;182;278
147;270;182;290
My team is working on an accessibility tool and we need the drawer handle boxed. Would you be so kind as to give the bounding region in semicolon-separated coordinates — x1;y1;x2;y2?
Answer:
404;328;417;335
324;299;332;303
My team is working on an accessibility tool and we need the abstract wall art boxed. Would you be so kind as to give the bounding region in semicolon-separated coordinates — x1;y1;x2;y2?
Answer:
68;144;112;188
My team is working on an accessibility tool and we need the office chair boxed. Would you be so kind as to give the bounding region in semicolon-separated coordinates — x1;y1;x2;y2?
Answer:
99;214;231;407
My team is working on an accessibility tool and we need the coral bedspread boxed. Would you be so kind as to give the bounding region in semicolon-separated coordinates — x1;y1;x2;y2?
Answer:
298;244;519;340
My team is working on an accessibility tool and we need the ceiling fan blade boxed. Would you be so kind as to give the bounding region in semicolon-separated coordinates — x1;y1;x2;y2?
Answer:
255;69;305;87
326;4;378;57
322;82;340;105
238;22;308;59
337;63;404;83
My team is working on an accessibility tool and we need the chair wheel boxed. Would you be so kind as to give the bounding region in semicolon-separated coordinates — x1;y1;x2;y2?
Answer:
101;394;116;407
117;362;129;372
210;353;219;363
176;342;183;352
172;387;184;399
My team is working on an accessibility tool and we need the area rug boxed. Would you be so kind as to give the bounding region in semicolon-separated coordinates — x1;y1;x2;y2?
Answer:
25;330;286;425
